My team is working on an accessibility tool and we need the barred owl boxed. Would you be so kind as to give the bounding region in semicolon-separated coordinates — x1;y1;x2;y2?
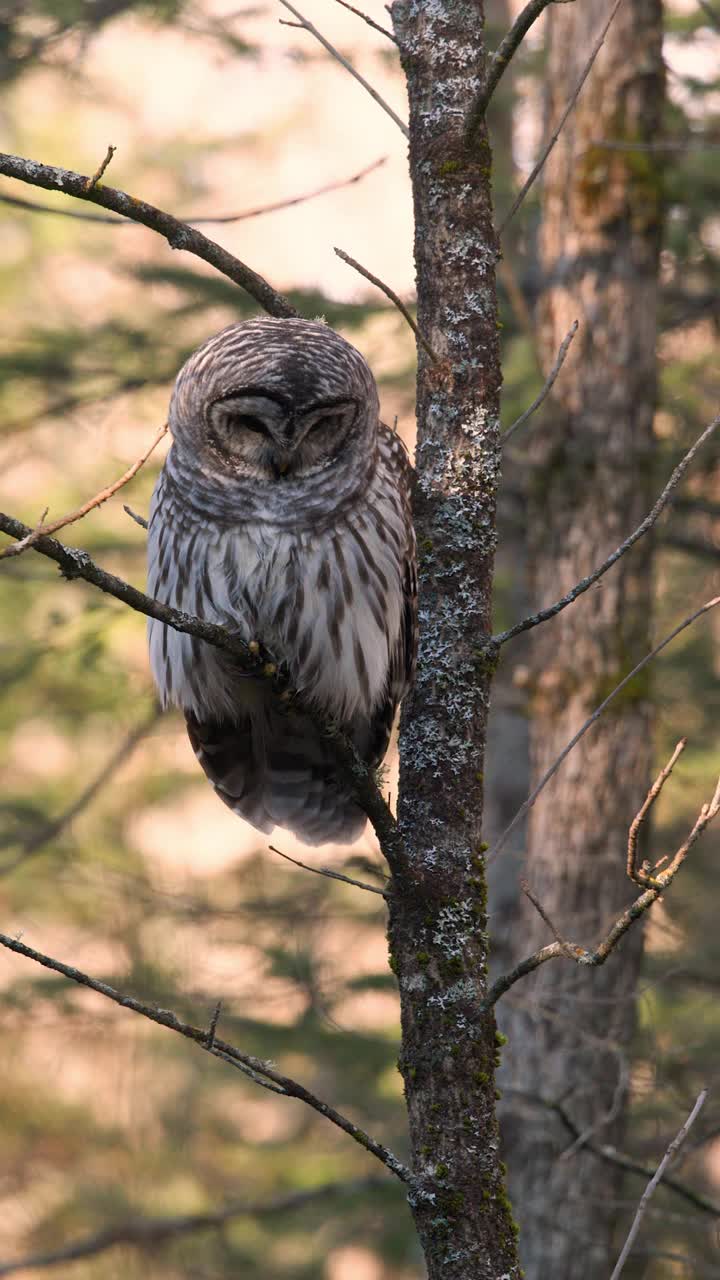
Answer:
147;318;417;846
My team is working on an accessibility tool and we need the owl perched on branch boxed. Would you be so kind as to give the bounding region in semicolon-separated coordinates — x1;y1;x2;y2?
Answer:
147;318;417;845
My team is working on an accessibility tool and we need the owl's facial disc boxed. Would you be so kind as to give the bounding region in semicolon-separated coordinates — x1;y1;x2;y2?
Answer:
206;389;360;481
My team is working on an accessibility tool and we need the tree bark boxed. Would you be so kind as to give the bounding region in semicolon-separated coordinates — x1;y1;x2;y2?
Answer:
500;3;665;1277
387;4;521;1277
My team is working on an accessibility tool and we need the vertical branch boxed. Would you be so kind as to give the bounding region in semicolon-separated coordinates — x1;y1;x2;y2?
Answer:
389;3;520;1278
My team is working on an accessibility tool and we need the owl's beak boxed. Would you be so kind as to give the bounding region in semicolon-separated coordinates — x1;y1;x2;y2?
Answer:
270;449;292;478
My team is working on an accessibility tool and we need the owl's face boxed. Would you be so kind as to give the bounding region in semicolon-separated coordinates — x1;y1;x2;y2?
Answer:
169;319;380;489
206;388;360;482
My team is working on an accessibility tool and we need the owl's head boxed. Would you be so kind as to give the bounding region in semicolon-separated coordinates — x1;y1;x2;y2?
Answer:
169;319;380;485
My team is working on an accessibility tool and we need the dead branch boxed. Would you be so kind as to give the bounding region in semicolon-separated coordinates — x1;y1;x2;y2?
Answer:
489;596;720;861
0;156;387;227
610;1091;708;1279
626;739;686;884
0;512;405;871
498;0;624;235
332;0;396;43
0;929;411;1182
84;143;116;191
0;423;167;561
465;0;571;143
494;412;720;645
485;743;720;1005
0;151;296;318
277;0;408;138
508;1089;720;1219
501;320;578;446
334;247;438;361
268;844;387;896
0;1177;388;1276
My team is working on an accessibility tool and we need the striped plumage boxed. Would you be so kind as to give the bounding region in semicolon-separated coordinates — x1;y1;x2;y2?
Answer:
147;318;417;845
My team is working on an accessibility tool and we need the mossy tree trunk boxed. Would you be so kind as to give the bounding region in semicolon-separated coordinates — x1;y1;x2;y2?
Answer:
500;4;665;1277
386;3;521;1277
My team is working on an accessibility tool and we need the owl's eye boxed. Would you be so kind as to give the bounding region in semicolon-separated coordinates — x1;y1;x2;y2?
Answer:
230;413;271;436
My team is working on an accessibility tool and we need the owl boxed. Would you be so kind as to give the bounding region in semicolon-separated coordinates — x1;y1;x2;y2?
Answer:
147;318;417;846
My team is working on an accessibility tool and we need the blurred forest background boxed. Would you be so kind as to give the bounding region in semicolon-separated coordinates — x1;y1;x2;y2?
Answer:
1;0;720;1276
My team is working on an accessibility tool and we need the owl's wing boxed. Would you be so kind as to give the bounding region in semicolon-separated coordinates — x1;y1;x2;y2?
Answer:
361;430;418;766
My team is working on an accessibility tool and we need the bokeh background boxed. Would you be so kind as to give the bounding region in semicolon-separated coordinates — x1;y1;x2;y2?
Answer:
1;1;720;1276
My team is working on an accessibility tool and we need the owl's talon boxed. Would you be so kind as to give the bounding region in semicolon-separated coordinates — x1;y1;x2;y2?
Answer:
248;640;260;654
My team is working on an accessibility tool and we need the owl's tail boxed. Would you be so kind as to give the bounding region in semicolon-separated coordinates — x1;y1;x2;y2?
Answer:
185;703;368;847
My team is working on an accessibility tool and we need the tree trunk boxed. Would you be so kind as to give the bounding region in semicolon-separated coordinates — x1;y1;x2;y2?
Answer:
387;4;521;1278
501;3;665;1277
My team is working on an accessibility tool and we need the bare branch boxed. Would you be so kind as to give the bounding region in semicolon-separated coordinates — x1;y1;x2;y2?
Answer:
268;844;387;896
494;412;720;645
0;930;411;1182
465;0;570;143
485;744;720;1006
501;320;578;446
627;739;686;885
0;156;387;227
1;707;161;872
509;1089;720;1219
520;878;578;959
0;513;406;872
123;505;149;530
84;143;116;191
488;596;720;862
334;247;438;362
332;0;397;43
0;151;296;318
498;0;625;235
0;1178;388;1276
0;423;167;561
610;1092;708;1280
277;0;408;137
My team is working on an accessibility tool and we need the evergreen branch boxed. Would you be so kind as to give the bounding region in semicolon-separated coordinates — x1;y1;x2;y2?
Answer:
0;930;412;1182
0;1179;387;1276
0;151;296;318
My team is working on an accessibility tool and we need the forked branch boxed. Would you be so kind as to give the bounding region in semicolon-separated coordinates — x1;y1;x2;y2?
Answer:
485;746;720;1010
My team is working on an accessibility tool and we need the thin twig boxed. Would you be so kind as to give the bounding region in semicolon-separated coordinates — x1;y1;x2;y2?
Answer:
0;150;295;318
610;1092;708;1280
488;597;720;862
0;707;161;871
494;412;720;645
485;747;720;1005
520;878;577;958
502;320;578;446
0;1177;388;1276
465;0;566;143
0;156;387;227
0;513;405;872
0;423;167;561
268;844;387;896
332;0;396;43
123;505;149;530
0;930;412;1182
509;1089;720;1219
334;247;438;362
498;0;625;235
627;739;686;884
277;0;408;137
206;999;223;1050
84;144;116;191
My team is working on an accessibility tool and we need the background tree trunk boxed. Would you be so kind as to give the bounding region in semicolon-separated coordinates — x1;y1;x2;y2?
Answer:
500;2;665;1276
